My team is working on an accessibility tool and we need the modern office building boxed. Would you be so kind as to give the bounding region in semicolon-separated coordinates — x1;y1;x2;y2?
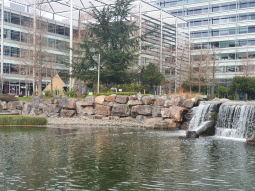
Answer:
151;0;255;87
1;0;187;95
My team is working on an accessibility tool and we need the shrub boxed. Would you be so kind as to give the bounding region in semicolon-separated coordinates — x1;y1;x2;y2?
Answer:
65;89;77;97
0;115;47;126
0;95;19;102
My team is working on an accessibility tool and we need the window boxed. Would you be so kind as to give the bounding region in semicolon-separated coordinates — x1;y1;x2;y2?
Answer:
194;8;202;14
229;28;236;35
65;27;70;36
193;32;201;38
201;31;208;37
48;23;56;33
238;40;247;46
10;64;19;74
249;0;255;7
229;3;236;10
202;8;208;13
250;14;255;20
220;53;228;60
202;19;208;25
219;17;228;24
56;25;65;35
220;5;229;11
48;38;55;48
211;41;219;48
193;20;201;26
21;16;32;27
239;27;248;34
187;9;193;15
11;47;20;57
240;2;248;8
238;52;247;59
212;6;219;12
11;13;20;25
220;41;229;48
4;11;10;22
212;29;219;36
3;63;10;74
3;29;11;40
229;41;236;47
229;53;235;60
212;18;219;24
248;39;255;46
248;26;255;33
4;46;10;56
229;16;237;22
11;30;20;41
220;29;228;36
239;14;248;21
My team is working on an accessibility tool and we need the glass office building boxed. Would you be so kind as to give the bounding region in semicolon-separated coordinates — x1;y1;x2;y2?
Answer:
151;0;255;86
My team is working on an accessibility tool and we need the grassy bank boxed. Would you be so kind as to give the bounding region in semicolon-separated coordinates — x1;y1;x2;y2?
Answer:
0;115;47;126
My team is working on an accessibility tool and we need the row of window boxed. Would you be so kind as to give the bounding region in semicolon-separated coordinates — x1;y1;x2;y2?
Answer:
2;63;67;77
0;45;68;64
189;13;255;27
0;28;70;51
154;0;255;7
193;39;255;49
191;26;255;38
0;10;78;36
193;52;255;61
170;0;255;16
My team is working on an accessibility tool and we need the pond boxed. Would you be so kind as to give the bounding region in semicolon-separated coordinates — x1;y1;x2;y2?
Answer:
0;126;254;191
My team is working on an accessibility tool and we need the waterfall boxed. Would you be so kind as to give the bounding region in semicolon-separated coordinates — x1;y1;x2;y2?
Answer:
188;101;221;131
215;102;255;138
188;101;255;139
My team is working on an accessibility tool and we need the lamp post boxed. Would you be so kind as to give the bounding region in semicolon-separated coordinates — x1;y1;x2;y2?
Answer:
97;53;100;94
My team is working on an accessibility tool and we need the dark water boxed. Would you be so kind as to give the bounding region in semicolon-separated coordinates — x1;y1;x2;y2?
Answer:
0;126;254;191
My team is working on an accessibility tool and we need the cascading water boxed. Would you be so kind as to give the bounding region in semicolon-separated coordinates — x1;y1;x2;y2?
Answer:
215;102;255;138
188;101;255;139
188;101;221;131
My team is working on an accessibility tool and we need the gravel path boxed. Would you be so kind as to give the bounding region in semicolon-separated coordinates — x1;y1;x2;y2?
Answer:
47;117;152;128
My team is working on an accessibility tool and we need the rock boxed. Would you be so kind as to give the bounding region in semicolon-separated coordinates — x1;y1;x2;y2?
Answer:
0;105;2;112
115;95;129;104
127;100;143;106
164;119;181;130
137;93;143;101
103;102;116;107
92;115;103;119
191;95;208;106
153;98;166;106
43;104;60;114
58;96;69;108
51;95;60;104
166;95;186;107
76;100;86;114
219;98;230;101
106;95;116;102
95;105;111;116
60;110;76;118
109;116;120;120
247;138;255;145
152;106;162;117
111;104;130;117
161;108;171;118
66;98;77;110
41;99;51;104
102;117;110;120
169;106;188;122
129;95;137;100
8;101;26;110
95;95;106;105
22;102;32;115
136;115;150;122
182;99;194;109
78;106;96;116
131;105;152;117
142;96;152;105
0;101;8;110
145;118;169;129
196;121;215;136
186;131;199;138
120;117;133;121
81;96;96;106
10;109;22;115
32;95;43;108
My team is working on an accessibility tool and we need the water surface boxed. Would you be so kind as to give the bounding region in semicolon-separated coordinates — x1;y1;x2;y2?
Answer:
0;126;254;190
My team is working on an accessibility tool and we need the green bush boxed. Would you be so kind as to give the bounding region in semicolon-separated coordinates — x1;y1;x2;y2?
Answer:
65;89;77;97
95;92;151;96
0;115;47;126
0;95;19;102
44;90;54;97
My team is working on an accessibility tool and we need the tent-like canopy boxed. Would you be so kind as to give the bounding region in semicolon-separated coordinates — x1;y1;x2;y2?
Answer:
43;73;67;92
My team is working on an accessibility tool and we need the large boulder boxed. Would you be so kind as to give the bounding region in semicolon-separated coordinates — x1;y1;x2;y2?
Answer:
43;104;60;114
169;106;188;122
129;95;137;100
196;121;215;136
76;100;86;114
51;95;61;104
41;99;51;104
247;138;255;145
115;95;129;104
58;96;69;108
152;106;162;117
186;131;199;138
111;104;130;117
142;96;152;105
81;96;96;106
0;101;8;110
153;98;166;106
127;100;143;106
66;98;77;110
95;105;111;116
78;106;96;116
131;105;152;117
136;93;143;101
8;101;26;110
164;119;181;130
161;108;171;118
60;110;76;118
191;95;208;106
136;115;151;122
22;102;32;115
32;95;43;108
95;95;106;105
145;118;169;129
166;95;186;107
182;99;194;109
106;95;116;102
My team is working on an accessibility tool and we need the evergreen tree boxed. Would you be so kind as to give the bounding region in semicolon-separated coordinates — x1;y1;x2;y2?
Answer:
74;0;145;90
140;63;165;92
